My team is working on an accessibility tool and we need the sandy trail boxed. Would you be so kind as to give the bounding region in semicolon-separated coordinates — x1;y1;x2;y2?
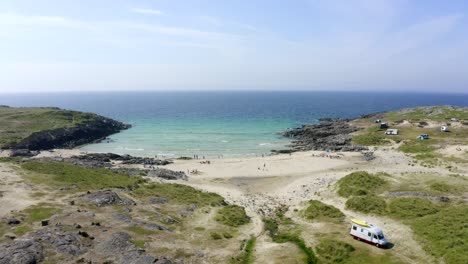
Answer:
0;163;37;217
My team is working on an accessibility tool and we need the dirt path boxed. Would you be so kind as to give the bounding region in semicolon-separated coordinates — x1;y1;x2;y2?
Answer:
0;163;38;217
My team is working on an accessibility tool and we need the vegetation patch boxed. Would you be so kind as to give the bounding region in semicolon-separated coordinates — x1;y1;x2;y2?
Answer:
0;107;98;148
352;133;388;146
215;205;250;227
230;236;256;264
22;161;144;191
337;171;387;197
12;225;33;236
387;197;439;219
429;182;460;194
301;200;344;222
130;239;146;248
21;203;62;222
411;205;468;264
345;196;386;214
315;239;355;264
132;183;225;207
398;140;435;154
264;209;318;264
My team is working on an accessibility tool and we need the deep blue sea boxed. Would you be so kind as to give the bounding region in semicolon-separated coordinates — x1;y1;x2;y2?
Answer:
2;91;467;157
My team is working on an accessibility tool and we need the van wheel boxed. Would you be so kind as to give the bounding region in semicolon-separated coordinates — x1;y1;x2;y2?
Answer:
356;237;360;241
375;243;380;248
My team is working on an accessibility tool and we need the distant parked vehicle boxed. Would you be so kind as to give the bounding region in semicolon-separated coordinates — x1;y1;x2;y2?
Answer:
450;118;459;122
379;123;389;129
385;129;398;135
441;126;450;132
417;134;429;140
349;219;388;248
374;119;381;123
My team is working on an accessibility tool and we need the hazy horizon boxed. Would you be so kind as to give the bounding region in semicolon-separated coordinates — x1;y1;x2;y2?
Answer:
1;0;468;93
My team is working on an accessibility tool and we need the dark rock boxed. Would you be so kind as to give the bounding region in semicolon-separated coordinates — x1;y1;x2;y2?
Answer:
438;196;450;203
80;190;136;207
78;231;89;238
97;232;172;264
9;149;39;157
281;119;367;152
148;197;169;204
11;115;131;151
7;218;21;225
41;220;49;226
25;226;89;256
147;168;188;180
362;152;375;161
0;238;44;264
68;153;172;170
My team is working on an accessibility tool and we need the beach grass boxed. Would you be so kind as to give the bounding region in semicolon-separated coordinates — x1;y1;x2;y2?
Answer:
215;205;250;227
301;200;344;222
230;236;256;264
336;171;387;197
21;161;144;191
20;203;62;222
387;197;439;219
315;239;355;264
410;205;468;264
345;196;387;214
0;106;98;148
131;183;226;207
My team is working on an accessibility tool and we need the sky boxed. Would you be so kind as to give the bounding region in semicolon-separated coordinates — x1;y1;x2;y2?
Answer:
0;0;468;93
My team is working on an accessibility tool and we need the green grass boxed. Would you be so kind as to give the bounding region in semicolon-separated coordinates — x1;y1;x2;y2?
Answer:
230;236;256;264
215;205;250;227
263;218;318;264
345;196;387;214
429;182;460;194
0;106;98;148
301;200;344;222
12;225;33;236
210;232;223;240
336;171;387;197
21;203;62;222
21;161;144;191
130;239;146;248
398;140;435;154
315;239;355;264
411;205;468;264
132;183;226;207
387;197;439;219
352;133;389;146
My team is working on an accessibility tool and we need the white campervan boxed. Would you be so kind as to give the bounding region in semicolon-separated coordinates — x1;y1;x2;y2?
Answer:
349;219;388;248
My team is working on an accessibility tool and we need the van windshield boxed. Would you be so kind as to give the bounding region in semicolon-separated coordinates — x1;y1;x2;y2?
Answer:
378;234;385;240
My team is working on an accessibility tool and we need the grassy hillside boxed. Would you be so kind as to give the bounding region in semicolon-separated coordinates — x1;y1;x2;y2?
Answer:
0;106;99;148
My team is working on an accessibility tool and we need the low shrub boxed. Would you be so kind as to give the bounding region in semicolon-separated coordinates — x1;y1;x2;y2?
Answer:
302;200;344;222
387;197;439;219
215;205;250;227
337;171;387;197
316;239;355;264
345;196;387;214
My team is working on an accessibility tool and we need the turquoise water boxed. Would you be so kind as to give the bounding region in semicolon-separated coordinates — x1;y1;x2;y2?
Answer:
2;91;468;157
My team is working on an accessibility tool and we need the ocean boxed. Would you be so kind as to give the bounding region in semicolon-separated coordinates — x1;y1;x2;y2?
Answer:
2;91;467;157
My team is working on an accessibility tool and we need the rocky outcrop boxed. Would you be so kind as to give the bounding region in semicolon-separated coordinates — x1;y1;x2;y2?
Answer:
281;119;367;152
11;116;130;151
80;190;136;207
69;153;172;169
147;168;188;181
97;232;172;264
0;239;44;264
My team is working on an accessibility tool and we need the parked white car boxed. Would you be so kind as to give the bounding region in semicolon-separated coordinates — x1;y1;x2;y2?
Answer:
349;219;388;248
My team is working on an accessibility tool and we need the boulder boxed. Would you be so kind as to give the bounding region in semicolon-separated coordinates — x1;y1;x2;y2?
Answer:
80;190;136;207
0;239;44;264
147;168;188;181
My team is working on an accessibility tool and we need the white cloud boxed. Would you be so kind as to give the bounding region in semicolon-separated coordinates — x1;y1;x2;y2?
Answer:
131;8;164;16
0;13;81;27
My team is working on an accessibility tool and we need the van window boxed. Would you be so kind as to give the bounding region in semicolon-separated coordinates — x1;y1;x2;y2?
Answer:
361;228;364;232
373;235;378;239
353;226;357;230
368;232;371;236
